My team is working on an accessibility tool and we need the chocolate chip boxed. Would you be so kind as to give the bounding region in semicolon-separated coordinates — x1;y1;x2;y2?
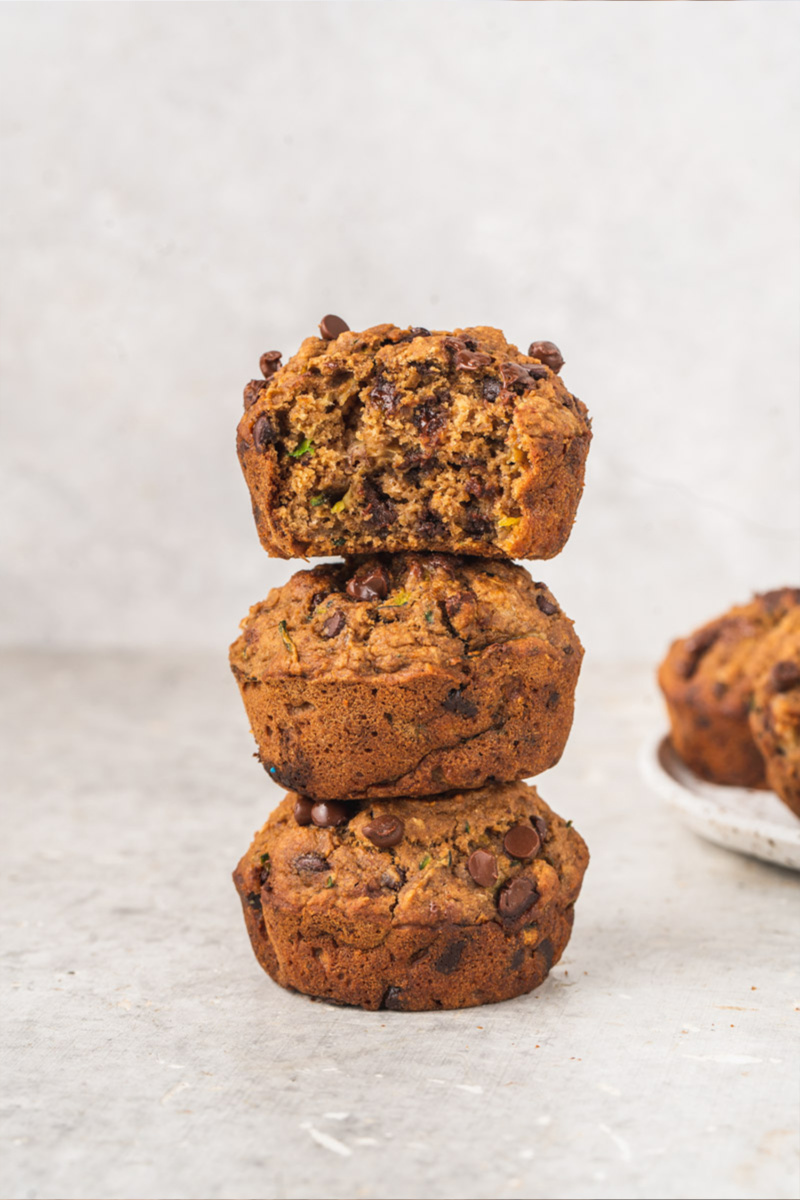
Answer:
546;689;560;710
293;852;329;873
408;326;431;338
246;892;262;909
243;380;267;409
454;348;492;370
412;397;449;439
294;796;314;826
380;866;406;891
527;341;564;373
482;378;502;403
346;563;390;601
363;814;405;848
382;985;404;1010
678;625;721;680
769;660;800;693
361;478;397;529
311;801;351;828
531;816;548;841
536;594;558;616
463;511;493;538
252;414;278;453
319;314;349;340
497;876;539;919
503;824;541;860
564;904;575;928
259;350;282;379
311;590;329;610
370;374;401;414
444;590;476;619
418;507;446;539
510;946;525;970
536;937;555;972
442;688;478;718
435;939;467;975
468;849;498;888
322;610;346;638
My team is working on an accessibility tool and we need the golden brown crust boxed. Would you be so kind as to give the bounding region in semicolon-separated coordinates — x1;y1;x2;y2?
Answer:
749;610;800;816
230;555;583;799
657;588;800;787
236;324;591;561
232;783;589;1011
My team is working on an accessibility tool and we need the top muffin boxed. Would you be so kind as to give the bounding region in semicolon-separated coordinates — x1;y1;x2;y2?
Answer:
237;321;591;561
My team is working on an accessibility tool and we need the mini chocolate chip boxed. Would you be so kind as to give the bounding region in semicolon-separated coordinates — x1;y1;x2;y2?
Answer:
546;689;560;710
252;413;278;452
482;378;502;402
412;397;449;439
537;937;555;972
246;891;262;909
769;660;800;693
382;985;404;1010
259;350;282;379
294;796;314;826
442;688;478;718
497;876;539;919
293;852;329;873
531;815;548;841
536;594;558;616
243;380;267;409
363;814;405;848
319;314;349;340
435;939;466;975
528;340;564;373
347;563;390;601
370;374;401;414
322;610;346;638
468;849;498;888
311;801;351;828
503;824;541;860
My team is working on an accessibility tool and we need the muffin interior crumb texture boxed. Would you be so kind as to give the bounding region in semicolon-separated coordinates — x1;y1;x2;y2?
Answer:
238;323;590;559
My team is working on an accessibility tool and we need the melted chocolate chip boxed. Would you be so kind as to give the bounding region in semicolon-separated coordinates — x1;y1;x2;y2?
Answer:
510;946;525;970
482;378;502;403
319;314;349;340
370;374;400;414
361;478;397;529
531;816;548;841
363;814;405;848
243;380;267;410
412;397;449;439
310;590;329;610
537;936;555;972
444;590;476;619
294;796;314;826
418;507;446;539
503;824;541;860
292;852;329;873
380;866;406;891
677;626;721;680
408;326;431;338
252;414;278;452
527;340;564;373
347;563;390;601
259;350;282;379
769;660;800;693
468;849;498;888
311;801;351;828
463;511;493;538
536;594;559;616
322;610;346;638
497;876;539;919
435;939;466;975
442;688;478;718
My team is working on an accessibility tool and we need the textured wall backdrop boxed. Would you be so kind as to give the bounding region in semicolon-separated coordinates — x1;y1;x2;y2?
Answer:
1;2;798;662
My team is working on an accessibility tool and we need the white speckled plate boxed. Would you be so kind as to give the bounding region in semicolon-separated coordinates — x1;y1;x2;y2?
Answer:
641;734;800;871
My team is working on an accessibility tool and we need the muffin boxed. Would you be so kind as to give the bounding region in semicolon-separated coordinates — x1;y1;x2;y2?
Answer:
236;319;591;561
749;609;800;816
230;553;583;800
233;781;589;1011
657;587;800;787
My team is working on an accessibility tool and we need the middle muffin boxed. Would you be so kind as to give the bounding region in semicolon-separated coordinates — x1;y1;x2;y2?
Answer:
230;553;583;800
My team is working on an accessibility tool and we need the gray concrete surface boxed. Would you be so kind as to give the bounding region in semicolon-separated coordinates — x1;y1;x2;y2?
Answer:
2;652;797;1200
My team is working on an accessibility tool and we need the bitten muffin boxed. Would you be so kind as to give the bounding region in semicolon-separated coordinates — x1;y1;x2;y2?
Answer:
229;553;583;800
237;319;591;561
233;781;589;1011
657;588;800;787
749;609;800;816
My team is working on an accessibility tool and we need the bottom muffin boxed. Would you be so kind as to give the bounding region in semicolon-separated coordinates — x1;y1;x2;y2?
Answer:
233;781;589;1011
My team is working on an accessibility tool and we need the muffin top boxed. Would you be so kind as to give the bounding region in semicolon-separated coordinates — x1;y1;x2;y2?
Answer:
230;553;581;681
659;588;800;714
242;781;589;934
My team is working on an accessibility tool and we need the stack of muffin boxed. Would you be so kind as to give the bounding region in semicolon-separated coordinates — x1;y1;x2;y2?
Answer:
230;316;592;1011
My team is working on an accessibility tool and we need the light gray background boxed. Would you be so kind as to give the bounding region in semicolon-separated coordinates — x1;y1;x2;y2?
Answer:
2;6;799;1200
1;1;798;660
